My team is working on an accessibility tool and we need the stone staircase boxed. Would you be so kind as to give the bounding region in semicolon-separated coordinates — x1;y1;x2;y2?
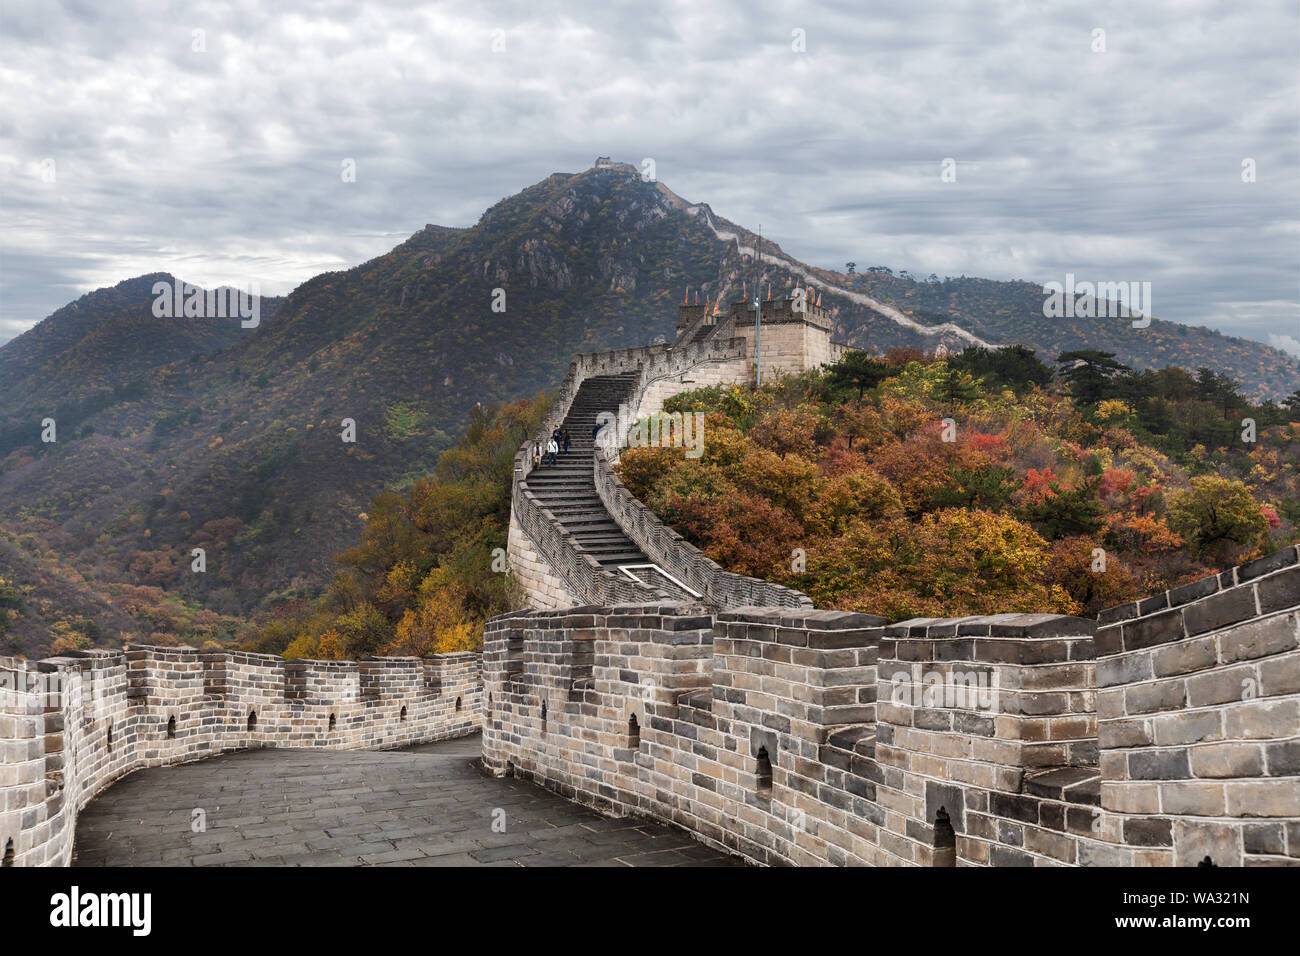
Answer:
521;373;697;601
688;319;721;343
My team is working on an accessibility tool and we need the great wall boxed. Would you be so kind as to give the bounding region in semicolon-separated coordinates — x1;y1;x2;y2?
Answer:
3;291;1297;866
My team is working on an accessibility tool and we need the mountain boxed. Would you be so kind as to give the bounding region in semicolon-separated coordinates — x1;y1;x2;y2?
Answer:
693;215;1299;400
834;271;1300;401
0;274;283;413
0;275;284;463
2;159;1296;655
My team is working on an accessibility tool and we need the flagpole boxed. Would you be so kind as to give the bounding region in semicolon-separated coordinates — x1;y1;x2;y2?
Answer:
755;225;762;388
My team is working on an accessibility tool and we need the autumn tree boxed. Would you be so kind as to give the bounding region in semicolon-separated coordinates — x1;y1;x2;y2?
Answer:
1016;475;1106;539
825;350;892;401
933;364;982;406
1166;476;1268;557
1057;350;1130;406
949;344;1053;393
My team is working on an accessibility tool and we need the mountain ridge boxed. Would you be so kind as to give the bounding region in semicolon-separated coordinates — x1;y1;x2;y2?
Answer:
1;159;1297;656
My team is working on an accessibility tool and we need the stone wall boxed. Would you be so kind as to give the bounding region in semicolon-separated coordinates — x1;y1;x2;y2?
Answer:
0;646;482;867
508;335;751;609
592;449;812;609
633;355;753;419
506;304;846;612
733;320;836;379
506;511;578;610
1093;546;1300;865
481;550;1300;866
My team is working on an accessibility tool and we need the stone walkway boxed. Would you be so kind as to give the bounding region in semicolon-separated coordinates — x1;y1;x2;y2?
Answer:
72;734;742;867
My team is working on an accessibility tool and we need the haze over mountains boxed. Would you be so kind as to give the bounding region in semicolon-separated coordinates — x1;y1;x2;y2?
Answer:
2;160;1297;655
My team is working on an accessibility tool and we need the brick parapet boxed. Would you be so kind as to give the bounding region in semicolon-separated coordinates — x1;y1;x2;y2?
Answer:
593;450;813;609
481;562;1300;866
508;336;755;610
1093;546;1300;866
0;646;482;867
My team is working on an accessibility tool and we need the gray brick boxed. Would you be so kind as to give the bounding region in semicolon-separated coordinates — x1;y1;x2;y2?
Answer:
1183;588;1258;637
1257;567;1300;614
1123;610;1185;651
1150;637;1217;678
1125;679;1187;715
1188;743;1264;779
1218;614;1298;664
1185;664;1258;708
1128;749;1190;781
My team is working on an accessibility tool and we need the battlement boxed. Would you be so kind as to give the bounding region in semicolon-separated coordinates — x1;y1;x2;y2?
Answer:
482;549;1300;866
675;293;834;349
507;294;847;612
0;645;482;866
8;303;1294;868
724;294;832;329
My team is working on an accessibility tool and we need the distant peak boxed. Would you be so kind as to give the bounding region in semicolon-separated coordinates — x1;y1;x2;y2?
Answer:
591;156;638;175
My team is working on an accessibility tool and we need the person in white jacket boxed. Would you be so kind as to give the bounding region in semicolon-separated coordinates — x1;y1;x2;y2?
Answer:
545;437;559;466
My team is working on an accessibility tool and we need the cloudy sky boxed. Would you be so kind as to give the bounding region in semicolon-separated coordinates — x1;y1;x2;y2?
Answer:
1;0;1297;354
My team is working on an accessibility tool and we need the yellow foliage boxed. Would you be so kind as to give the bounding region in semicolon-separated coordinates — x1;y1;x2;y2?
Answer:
383;569;482;656
1094;400;1134;424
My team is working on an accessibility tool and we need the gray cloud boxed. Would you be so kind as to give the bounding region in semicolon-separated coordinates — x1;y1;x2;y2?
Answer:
1;0;1297;354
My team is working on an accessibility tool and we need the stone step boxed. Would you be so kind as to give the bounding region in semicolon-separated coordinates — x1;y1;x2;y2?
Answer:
554;512;618;524
594;553;650;566
561;521;623;534
526;468;591;478
525;373;654;594
580;540;645;553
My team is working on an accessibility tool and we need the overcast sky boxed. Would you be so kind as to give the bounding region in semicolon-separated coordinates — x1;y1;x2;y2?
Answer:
2;0;1297;355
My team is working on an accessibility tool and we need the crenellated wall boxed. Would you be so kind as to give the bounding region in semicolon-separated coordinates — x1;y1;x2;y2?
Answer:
508;334;761;610
0;646;481;867
506;297;839;613
592;449;812;609
1093;546;1300;865
5;549;1293;869
481;547;1300;866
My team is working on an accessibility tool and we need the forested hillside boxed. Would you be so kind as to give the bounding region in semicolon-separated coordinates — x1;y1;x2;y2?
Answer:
3;160;1295;656
617;348;1300;621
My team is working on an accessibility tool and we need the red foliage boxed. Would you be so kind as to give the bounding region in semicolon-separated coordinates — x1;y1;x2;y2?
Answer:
968;432;1007;455
665;493;803;578
1020;468;1058;502
1128;483;1163;514
819;442;868;478
1099;468;1136;499
883;347;928;367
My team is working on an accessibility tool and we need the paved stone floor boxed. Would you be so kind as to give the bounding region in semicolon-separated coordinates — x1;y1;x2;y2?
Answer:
72;734;743;867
